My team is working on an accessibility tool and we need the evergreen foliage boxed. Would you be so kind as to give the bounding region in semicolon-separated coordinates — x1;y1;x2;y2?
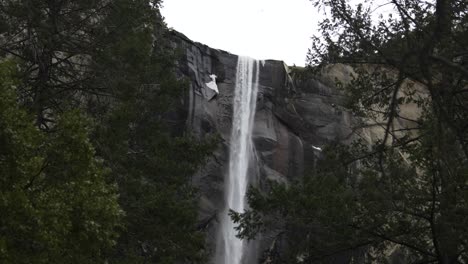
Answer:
0;60;122;263
0;0;213;263
234;1;468;263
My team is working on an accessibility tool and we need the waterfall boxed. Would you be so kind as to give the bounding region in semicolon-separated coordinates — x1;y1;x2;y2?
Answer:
217;56;260;264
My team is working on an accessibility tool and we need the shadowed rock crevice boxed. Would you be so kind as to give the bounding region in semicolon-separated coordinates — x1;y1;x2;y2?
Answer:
169;30;367;263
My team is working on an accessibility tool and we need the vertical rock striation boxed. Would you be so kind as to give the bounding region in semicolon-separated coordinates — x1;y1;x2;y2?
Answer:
170;30;346;263
170;30;421;263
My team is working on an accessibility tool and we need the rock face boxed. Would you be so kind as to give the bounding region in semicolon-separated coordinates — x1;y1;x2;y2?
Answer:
170;30;359;263
170;30;420;263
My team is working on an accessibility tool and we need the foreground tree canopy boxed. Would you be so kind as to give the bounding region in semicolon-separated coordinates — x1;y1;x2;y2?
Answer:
234;0;468;263
0;0;213;263
0;61;122;263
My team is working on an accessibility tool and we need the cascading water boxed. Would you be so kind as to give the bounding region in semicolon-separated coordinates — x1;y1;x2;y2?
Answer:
217;56;260;264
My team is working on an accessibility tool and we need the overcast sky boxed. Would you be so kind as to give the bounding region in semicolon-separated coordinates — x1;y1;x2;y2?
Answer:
161;0;320;66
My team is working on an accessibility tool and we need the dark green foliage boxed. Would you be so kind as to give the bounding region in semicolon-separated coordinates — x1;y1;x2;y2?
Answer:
0;61;122;263
87;2;215;262
235;0;468;263
1;0;214;263
95;69;215;262
232;144;367;263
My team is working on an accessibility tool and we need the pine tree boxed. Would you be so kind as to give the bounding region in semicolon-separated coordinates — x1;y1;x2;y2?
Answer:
234;1;468;263
1;1;214;262
0;60;122;264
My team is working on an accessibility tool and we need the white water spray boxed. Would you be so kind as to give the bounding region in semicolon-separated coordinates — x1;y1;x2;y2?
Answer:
218;56;260;264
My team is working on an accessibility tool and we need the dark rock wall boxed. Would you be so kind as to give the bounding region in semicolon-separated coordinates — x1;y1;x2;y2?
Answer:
170;30;363;263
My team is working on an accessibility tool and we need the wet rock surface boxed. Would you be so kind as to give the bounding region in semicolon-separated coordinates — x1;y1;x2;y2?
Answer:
170;30;417;263
169;30;359;263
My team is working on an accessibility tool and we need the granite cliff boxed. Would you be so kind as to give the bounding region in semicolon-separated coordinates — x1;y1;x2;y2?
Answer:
169;30;421;263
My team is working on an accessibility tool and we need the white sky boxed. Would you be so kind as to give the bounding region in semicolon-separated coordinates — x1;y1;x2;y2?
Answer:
161;0;320;66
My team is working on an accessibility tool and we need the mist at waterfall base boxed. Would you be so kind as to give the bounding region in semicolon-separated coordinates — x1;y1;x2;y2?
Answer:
216;56;260;264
